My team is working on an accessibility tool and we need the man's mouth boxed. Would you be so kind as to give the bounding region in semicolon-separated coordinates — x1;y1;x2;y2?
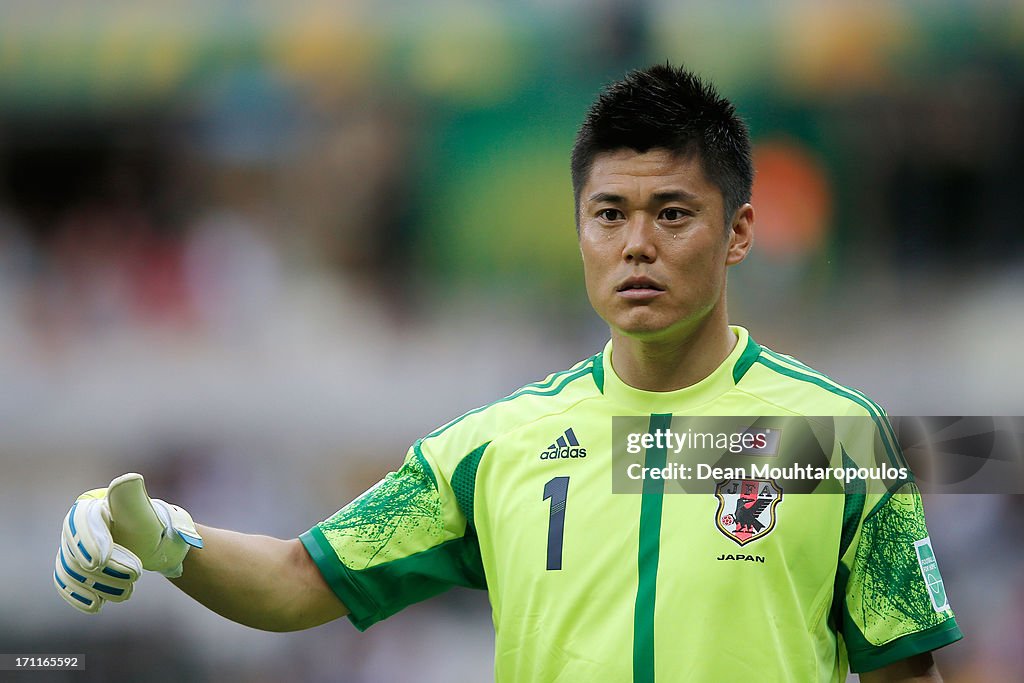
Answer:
617;277;665;292
616;277;665;299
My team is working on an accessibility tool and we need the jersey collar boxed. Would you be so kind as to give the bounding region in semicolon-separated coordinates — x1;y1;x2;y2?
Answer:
600;325;760;412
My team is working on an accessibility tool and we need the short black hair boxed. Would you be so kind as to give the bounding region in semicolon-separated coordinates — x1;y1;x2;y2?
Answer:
571;64;753;226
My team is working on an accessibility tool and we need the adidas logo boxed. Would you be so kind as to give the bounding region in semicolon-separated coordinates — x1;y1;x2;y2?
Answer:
539;428;587;460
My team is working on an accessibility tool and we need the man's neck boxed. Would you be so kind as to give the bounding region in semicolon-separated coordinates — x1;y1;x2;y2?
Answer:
610;317;737;393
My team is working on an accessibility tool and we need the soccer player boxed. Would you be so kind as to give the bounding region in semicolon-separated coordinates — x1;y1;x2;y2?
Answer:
54;65;961;682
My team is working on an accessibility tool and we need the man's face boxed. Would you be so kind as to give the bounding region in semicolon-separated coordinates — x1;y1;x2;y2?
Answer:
578;148;752;342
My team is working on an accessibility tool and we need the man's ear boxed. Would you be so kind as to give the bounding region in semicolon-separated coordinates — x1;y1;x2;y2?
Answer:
726;203;754;266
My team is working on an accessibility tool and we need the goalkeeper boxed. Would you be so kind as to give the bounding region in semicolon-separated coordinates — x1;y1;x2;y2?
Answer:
54;64;961;682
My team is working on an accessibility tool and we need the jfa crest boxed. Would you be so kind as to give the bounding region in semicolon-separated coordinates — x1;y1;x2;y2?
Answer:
714;479;783;546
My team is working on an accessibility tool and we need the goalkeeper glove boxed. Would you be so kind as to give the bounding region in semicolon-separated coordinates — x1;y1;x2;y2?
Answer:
54;473;203;614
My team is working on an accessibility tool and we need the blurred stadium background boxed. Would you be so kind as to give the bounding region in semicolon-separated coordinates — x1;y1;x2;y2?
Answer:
1;1;1022;680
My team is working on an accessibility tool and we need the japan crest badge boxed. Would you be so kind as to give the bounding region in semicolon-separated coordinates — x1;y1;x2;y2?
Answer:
714;479;783;546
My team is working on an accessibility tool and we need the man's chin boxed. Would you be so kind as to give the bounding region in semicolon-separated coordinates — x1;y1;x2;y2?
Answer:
611;320;680;342
609;312;708;344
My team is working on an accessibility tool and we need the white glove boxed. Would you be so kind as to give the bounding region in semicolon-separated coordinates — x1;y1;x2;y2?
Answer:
54;473;203;614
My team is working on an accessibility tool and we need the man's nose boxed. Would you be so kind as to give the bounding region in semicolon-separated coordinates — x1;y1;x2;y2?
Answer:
622;215;657;263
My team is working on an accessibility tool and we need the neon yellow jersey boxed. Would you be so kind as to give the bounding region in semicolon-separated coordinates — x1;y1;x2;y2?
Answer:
300;326;961;682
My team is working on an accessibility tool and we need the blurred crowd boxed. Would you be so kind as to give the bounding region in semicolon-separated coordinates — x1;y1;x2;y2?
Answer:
1;1;1022;681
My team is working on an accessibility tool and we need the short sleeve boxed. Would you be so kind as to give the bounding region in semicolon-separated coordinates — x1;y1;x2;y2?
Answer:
837;481;963;672
300;441;485;630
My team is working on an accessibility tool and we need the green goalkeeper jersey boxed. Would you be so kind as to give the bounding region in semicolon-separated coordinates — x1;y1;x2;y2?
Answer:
300;326;961;682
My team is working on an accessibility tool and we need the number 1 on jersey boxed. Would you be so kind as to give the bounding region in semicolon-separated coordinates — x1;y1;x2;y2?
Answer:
543;476;569;570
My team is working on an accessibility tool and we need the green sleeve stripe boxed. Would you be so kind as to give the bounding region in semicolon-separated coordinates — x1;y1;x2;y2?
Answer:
504;355;594;394
299;526;378;629
342;536;486;630
451;442;489;528
731;333;762;383
759;348;906;469
632;413;673;683
760;346;817;373
591;351;605;393
760;347;891;421
425;359;595;440
754;355;903;470
758;351;892;429
848;618;963;673
412;440;438;490
839;446;866;559
513;357;592;393
300;525;487;632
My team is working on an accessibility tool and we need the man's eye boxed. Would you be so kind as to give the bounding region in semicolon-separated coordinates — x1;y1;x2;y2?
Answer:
660;208;689;221
597;209;623;221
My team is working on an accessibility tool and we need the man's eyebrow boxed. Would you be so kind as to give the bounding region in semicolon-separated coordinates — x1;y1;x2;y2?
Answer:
586;190;700;204
587;192;625;204
651;190;699;203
